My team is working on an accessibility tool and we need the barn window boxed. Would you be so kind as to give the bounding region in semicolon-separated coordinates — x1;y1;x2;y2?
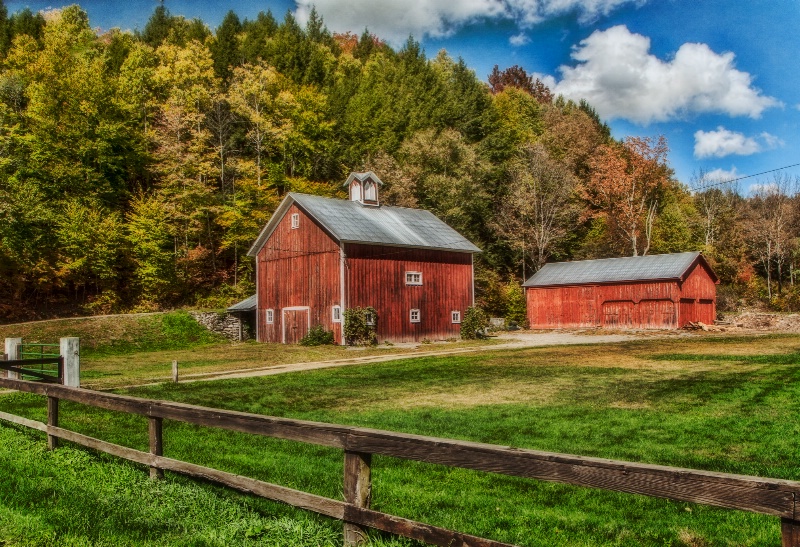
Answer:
364;180;377;202
291;213;300;229
410;309;420;323
365;311;375;326
332;305;342;323
266;309;274;324
405;271;422;285
451;310;461;324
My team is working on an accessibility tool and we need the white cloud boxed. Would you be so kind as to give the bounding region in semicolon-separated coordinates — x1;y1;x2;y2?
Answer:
694;127;783;158
294;0;644;45
760;132;784;149
546;26;780;124
699;167;739;186
509;32;530;46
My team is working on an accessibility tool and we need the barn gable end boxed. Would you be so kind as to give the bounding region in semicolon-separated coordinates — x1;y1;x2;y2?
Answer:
256;203;342;344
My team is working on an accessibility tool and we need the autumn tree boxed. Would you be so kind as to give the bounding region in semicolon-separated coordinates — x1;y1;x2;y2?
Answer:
584;135;671;257
744;176;797;298
492;143;578;276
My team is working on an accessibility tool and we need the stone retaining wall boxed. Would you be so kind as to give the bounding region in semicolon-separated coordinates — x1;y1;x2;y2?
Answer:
190;311;253;341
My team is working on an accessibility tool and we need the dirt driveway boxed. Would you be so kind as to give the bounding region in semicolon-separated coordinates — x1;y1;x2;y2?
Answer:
175;330;671;385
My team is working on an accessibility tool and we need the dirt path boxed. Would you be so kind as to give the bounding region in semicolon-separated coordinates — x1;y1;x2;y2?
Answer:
132;331;656;387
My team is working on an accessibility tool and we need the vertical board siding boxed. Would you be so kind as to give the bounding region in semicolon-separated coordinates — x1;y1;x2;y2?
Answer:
527;281;681;329
257;204;342;343
677;263;717;326
345;244;473;343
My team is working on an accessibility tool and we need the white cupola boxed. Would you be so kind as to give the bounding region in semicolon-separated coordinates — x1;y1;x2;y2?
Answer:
344;171;383;206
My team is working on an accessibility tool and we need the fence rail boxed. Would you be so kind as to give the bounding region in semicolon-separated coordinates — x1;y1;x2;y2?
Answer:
0;376;798;546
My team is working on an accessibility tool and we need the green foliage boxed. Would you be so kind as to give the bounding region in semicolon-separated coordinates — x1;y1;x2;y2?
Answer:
460;306;488;339
0;3;781;319
343;306;377;346
504;280;527;326
299;324;335;346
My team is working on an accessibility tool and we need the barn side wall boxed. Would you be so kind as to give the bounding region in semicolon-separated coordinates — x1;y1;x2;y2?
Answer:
677;263;717;326
526;280;682;329
257;204;342;343
344;244;473;343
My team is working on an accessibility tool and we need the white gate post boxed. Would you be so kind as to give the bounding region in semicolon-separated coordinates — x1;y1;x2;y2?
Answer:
4;338;21;379
60;337;80;387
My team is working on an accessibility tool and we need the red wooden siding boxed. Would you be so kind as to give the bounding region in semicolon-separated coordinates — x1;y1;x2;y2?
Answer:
676;262;717;325
526;259;717;330
344;244;473;343
256;204;342;343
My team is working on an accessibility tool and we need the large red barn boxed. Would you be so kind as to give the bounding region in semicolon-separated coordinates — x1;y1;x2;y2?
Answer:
523;252;718;329
246;172;481;344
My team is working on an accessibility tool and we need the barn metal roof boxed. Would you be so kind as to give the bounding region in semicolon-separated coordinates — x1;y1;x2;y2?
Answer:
247;193;481;256
523;252;710;287
227;294;256;312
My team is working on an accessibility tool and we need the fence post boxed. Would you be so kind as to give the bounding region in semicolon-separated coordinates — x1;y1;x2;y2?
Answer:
47;396;59;450
4;338;21;379
60;337;80;387
343;450;372;546
783;518;800;547
172;360;179;383
149;417;164;480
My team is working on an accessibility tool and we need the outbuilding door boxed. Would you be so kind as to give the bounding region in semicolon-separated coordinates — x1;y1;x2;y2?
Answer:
282;307;310;344
601;301;634;328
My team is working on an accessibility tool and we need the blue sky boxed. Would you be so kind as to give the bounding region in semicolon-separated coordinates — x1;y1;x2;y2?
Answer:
7;0;799;191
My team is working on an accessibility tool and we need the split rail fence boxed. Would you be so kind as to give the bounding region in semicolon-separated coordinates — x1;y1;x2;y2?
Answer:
0;376;798;547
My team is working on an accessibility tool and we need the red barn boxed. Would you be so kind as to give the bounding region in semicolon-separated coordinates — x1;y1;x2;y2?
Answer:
523;252;718;329
247;172;481;344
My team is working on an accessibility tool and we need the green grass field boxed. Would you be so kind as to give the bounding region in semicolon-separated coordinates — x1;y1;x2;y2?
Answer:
0;311;497;389
1;334;799;546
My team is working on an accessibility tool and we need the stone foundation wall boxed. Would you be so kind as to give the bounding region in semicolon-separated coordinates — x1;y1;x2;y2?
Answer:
190;311;252;341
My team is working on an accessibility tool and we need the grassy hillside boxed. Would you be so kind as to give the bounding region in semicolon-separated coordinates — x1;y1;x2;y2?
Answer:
1;334;798;545
0;311;225;357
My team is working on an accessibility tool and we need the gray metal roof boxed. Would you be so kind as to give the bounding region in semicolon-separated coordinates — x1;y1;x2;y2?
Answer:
248;193;481;256
226;294;256;312
523;252;709;287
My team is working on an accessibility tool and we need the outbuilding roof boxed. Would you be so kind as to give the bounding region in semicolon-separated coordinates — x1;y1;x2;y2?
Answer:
247;193;481;256
227;294;256;312
523;252;716;287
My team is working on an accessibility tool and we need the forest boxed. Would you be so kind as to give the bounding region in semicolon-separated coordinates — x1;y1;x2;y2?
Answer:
0;2;796;322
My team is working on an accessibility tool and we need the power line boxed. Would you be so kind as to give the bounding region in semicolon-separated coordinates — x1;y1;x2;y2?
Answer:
691;162;800;191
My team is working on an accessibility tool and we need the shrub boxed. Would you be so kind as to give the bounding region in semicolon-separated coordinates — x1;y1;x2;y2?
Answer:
299;325;335;346
504;280;527;327
343;307;377;346
460;306;488;340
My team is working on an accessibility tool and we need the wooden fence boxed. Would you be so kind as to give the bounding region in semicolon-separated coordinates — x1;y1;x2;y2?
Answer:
0;376;798;547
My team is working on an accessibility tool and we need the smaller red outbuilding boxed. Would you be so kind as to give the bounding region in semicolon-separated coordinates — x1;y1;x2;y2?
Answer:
523;252;718;329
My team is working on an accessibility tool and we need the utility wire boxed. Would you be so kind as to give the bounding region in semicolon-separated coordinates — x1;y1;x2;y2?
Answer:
691;162;800;191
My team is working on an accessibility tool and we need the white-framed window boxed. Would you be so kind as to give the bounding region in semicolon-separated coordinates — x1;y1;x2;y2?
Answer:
364;180;377;201
266;309;274;324
332;305;342;323
291;213;300;229
365;311;376;326
410;309;420;323
451;310;461;324
405;271;422;285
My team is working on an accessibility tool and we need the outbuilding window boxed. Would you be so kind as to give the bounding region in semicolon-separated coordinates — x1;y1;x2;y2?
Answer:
266;309;274;324
332;305;342;323
410;309;420;323
291;213;300;229
451;311;461;324
405;271;422;285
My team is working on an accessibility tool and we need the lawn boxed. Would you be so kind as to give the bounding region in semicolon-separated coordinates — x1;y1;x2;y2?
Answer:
0;333;798;546
0;311;498;389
